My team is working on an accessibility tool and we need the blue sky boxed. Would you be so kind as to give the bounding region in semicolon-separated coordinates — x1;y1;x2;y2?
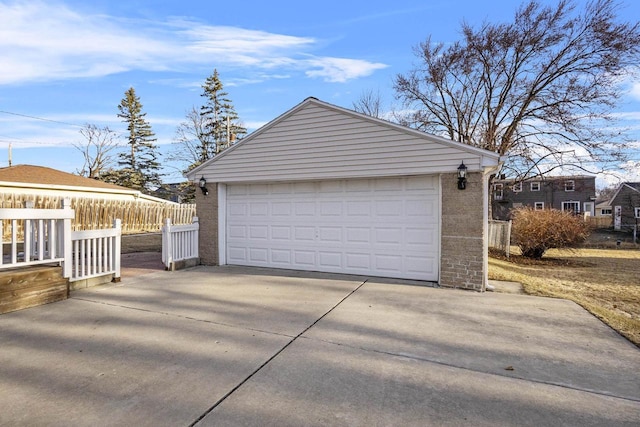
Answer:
1;0;639;187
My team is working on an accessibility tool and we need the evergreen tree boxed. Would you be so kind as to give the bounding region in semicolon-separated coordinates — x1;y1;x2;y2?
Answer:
116;87;162;192
200;69;246;155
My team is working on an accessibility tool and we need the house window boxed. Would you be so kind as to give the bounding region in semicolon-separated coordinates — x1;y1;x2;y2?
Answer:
512;182;522;193
534;202;544;210
564;180;575;192
562;201;580;213
530;182;540;191
635;207;640;218
494;183;503;200
600;208;612;216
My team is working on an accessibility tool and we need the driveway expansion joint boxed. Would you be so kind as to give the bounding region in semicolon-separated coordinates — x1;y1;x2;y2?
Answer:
189;279;369;427
301;336;640;404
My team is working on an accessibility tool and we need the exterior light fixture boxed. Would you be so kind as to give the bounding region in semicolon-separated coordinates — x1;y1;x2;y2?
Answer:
199;176;208;195
457;162;467;190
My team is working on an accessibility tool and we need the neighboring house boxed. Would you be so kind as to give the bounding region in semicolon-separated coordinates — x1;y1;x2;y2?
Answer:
186;97;501;291
152;182;192;203
595;200;612;217
0;164;191;232
609;182;640;231
0;164;170;205
492;175;596;220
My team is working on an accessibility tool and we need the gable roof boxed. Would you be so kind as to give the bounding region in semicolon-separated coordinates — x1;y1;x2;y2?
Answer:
0;165;132;192
186;97;501;183
0;164;174;204
609;182;640;204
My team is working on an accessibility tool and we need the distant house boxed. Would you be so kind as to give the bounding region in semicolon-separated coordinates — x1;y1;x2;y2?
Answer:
0;164;169;205
492;175;596;220
609;182;640;231
152;182;193;203
595;200;612;217
0;165;193;232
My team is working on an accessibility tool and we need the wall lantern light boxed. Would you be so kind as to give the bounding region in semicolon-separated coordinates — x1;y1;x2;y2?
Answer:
457;162;467;190
199;176;208;195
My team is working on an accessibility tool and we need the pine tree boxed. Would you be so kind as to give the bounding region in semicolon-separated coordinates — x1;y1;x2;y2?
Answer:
200;69;246;156
116;87;162;192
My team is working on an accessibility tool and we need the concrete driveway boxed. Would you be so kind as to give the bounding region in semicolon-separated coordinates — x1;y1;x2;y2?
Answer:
1;265;639;426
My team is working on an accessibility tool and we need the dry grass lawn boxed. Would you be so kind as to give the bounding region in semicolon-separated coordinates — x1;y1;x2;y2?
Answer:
489;247;640;347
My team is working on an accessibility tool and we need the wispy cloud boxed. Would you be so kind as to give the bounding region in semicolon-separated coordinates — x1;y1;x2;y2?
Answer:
0;1;387;85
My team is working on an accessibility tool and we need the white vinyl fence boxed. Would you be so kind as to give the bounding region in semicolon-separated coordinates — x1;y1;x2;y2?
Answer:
488;220;512;258
70;220;121;282
0;199;121;282
162;217;199;270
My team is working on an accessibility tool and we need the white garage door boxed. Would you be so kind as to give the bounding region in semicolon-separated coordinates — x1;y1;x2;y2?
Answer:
225;176;439;281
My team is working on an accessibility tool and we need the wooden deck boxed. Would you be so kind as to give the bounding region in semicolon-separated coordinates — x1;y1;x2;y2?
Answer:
0;265;67;314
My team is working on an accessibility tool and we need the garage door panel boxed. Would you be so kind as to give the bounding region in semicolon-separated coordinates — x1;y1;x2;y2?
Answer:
318;227;342;242
375;228;403;245
405;255;436;272
294;251;316;266
374;177;403;191
228;202;247;216
228;246;248;263
346;180;370;192
226;176;439;281
271;202;291;216
248;225;268;240
375;254;403;272
228;225;247;239
375;200;402;216
346;201;371;216
249;248;268;262
271;249;291;265
249;184;269;195
319;252;342;268
293;182;316;193
319;201;342;216
271;226;291;240
346;227;371;244
294;226;315;241
406;227;437;246
345;253;371;270
295;202;315;215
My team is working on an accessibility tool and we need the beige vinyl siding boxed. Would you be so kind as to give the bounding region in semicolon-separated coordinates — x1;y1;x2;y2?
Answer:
197;101;494;183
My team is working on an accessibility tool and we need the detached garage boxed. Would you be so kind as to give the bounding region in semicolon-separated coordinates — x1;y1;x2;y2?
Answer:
187;98;500;291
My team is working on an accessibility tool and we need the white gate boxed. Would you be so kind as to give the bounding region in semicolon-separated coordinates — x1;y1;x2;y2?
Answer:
162;217;199;270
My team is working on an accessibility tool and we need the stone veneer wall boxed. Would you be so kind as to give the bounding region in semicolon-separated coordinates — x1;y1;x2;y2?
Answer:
440;171;486;291
195;183;219;265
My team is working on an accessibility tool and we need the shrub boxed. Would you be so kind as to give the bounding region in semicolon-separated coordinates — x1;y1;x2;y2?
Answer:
511;207;590;259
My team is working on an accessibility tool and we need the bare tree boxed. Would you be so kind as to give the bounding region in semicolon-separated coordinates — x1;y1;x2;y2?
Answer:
394;0;640;178
168;106;211;171
353;89;384;118
74;124;119;178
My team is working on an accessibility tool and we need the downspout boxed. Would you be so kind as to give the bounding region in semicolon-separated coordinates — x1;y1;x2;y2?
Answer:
482;158;504;292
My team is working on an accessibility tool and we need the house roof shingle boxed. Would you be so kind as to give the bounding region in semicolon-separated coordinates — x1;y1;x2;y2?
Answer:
0;165;134;192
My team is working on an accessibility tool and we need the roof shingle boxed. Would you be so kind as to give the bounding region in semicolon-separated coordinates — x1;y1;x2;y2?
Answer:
0;165;134;192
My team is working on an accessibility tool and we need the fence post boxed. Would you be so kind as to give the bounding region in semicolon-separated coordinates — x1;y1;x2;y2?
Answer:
192;216;199;259
113;219;122;282
505;220;512;258
162;218;172;270
61;198;72;279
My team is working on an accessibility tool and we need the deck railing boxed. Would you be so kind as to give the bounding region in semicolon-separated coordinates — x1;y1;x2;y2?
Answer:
0;199;121;282
70;220;121;282
162;217;199;270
